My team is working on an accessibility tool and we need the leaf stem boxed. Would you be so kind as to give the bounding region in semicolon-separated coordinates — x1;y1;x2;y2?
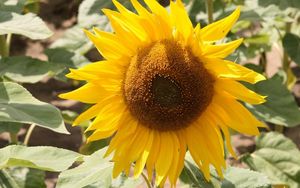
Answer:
9;133;18;144
274;125;284;133
282;22;292;88
141;172;152;188
6;33;11;56
0;35;9;57
205;0;214;24
24;124;36;146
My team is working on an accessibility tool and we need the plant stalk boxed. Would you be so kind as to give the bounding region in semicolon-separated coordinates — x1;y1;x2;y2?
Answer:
9;133;18;144
24;124;36;146
141;172;152;188
282;22;292;87
205;0;214;24
0;35;9;57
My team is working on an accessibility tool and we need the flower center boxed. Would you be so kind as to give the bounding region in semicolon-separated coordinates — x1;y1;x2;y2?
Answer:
123;40;215;131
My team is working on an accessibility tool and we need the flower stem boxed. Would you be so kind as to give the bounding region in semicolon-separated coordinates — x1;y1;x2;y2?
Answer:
0;35;8;57
9;133;18;144
0;34;11;57
141;172;152;188
205;0;214;24
282;22;292;88
24;124;36;146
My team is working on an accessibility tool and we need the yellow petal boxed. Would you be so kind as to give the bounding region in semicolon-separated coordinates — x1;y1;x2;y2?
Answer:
213;94;261;135
66;60;124;81
155;132;173;185
174;130;187;183
204;58;266;84
117;126;150;167
84;29;131;60
133;129;154;177
167;132;180;185
205;103;237;158
112;162;123;178
86;103;126;132
87;129;116;142
102;9;149;42
59;83;107;104
215;78;266;104
193;122;224;175
143;0;172;38
199;7;240;41
113;0;157;41
202;38;243;58
170;0;193;42
185;127;211;180
105;119;138;157
93;27;136;55
72;104;101;126
103;9;141;47
146;131;160;182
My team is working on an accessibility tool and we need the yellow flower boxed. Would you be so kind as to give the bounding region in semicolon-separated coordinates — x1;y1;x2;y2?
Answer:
60;0;266;186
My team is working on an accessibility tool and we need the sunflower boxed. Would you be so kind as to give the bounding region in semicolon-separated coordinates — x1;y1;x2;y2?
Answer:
60;0;266;186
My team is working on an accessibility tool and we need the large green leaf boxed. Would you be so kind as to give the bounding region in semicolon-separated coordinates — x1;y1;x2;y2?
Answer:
49;26;93;54
77;0;132;29
57;147;142;188
0;122;22;133
283;33;300;66
1;168;46;188
258;0;300;9
56;148;113;188
0;82;68;134
0;11;52;39
45;48;89;69
45;48;90;81
245;74;300;127
0;169;19;188
0;0;26;13
242;132;300;188
181;152;271;188
0;56;63;83
0;145;82;171
77;0;111;29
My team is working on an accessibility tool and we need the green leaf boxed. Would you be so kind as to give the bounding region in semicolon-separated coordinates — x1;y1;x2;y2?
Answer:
0;56;63;83
56;147;113;188
0;0;26;13
57;147;143;188
181;152;271;188
242;132;300;188
49;26;93;54
0;82;68;134
24;0;40;14
0;145;82;172
0;169;20;188
45;48;90;81
245;73;300;127
244;34;270;44
77;0;111;29
258;0;300;9
111;175;143;188
283;33;300;66
0;122;22;134
0;11;52;39
45;48;89;69
4;168;46;188
220;167;271;188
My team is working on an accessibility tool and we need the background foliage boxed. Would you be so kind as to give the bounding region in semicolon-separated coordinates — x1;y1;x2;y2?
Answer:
0;0;300;187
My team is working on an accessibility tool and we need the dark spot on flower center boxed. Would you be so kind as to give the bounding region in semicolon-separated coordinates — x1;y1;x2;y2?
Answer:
152;75;182;107
123;39;215;131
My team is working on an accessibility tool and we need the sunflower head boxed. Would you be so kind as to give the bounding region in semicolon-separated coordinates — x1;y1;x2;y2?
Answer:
60;0;266;186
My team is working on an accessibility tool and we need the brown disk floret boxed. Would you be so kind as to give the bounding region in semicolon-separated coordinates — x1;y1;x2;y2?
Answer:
123;40;215;131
